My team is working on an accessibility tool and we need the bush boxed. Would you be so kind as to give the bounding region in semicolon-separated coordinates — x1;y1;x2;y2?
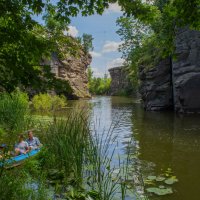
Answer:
32;93;66;112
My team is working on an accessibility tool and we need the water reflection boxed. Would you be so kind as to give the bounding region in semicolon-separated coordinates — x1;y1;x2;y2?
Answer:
133;108;200;200
69;96;200;200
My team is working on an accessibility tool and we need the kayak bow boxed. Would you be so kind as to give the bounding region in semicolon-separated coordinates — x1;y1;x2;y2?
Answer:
0;149;40;167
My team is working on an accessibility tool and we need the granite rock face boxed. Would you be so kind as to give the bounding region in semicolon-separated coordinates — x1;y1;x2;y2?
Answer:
42;51;92;99
173;28;200;113
139;28;200;113
139;58;173;111
108;66;130;95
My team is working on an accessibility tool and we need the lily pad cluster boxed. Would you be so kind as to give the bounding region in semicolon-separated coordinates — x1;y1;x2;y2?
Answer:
145;168;178;196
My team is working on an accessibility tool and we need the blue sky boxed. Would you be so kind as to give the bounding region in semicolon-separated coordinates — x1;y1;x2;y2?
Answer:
68;4;124;77
34;3;124;77
69;4;123;77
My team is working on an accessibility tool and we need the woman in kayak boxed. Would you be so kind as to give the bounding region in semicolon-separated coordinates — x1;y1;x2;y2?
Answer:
15;134;29;155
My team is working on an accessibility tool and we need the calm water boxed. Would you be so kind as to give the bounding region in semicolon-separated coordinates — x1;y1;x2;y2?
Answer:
68;96;200;200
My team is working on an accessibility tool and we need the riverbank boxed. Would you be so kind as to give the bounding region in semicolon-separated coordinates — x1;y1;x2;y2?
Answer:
0;92;143;200
1;93;200;199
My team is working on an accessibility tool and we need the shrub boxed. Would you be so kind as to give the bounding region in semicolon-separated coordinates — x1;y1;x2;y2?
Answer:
32;93;66;112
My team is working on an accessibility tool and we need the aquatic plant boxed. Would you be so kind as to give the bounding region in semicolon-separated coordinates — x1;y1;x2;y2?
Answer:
41;110;89;186
0;91;148;200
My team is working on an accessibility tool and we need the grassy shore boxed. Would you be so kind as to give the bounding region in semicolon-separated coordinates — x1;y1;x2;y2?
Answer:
0;91;147;200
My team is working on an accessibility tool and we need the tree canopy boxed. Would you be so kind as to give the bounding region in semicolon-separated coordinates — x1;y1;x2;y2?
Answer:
0;0;200;92
116;0;200;85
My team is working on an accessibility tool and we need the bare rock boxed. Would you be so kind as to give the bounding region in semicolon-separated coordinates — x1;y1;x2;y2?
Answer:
108;66;130;95
139;58;173;111
173;28;200;113
42;51;91;99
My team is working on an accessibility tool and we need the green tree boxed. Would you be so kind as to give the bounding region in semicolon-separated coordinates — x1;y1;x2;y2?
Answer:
1;0;200;93
82;34;94;53
87;67;111;95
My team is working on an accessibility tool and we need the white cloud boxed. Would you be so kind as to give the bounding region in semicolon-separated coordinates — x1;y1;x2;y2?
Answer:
64;25;79;37
91;67;104;77
89;51;102;58
102;41;123;53
107;58;125;68
105;3;122;14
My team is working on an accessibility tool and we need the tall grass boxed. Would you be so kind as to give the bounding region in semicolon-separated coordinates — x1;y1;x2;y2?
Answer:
0;90;148;200
41;111;89;186
40;112;138;200
84;121;133;200
0;90;32;143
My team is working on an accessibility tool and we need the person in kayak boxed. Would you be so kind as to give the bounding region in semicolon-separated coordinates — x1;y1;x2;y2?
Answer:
15;134;29;155
26;130;42;150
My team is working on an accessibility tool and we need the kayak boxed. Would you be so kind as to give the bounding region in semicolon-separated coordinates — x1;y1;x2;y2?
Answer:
0;149;40;167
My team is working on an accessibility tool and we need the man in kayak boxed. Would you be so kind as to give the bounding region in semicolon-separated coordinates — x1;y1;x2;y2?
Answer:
26;130;42;150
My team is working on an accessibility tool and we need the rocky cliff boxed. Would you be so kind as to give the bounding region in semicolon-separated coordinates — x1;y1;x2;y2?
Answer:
139;58;173;111
42;51;92;99
173;28;200;113
108;66;130;95
139;28;200;113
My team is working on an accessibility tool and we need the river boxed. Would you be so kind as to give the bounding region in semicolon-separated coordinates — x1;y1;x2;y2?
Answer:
67;96;200;200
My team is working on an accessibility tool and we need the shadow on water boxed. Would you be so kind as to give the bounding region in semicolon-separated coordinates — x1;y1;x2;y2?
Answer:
73;96;200;200
133;104;200;200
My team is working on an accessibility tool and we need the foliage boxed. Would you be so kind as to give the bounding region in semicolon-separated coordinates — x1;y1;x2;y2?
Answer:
116;0;200;86
145;168;178;197
116;16;152;85
0;89;30;133
2;0;199;93
81;33;94;53
0;91;148;199
0;165;49;200
32;93;66;112
117;17;152;60
42;111;89;185
88;67;111;95
0;0;85;94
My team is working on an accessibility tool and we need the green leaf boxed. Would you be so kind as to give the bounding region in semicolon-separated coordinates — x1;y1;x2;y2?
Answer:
164;177;178;185
147;175;157;180
146;187;173;195
156;176;165;182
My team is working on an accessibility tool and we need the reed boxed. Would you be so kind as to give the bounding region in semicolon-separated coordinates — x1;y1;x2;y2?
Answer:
42;110;89;186
0;91;148;199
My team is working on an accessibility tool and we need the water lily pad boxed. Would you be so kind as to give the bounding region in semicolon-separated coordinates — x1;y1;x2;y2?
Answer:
147;176;157;180
146;187;173;196
164;177;178;185
156;176;165;182
144;179;155;185
159;185;165;189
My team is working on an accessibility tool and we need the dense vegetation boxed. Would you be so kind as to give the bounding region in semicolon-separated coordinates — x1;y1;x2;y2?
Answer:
116;0;200;85
1;0;199;92
0;0;93;95
0;90;142;200
88;67;111;95
0;0;200;198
